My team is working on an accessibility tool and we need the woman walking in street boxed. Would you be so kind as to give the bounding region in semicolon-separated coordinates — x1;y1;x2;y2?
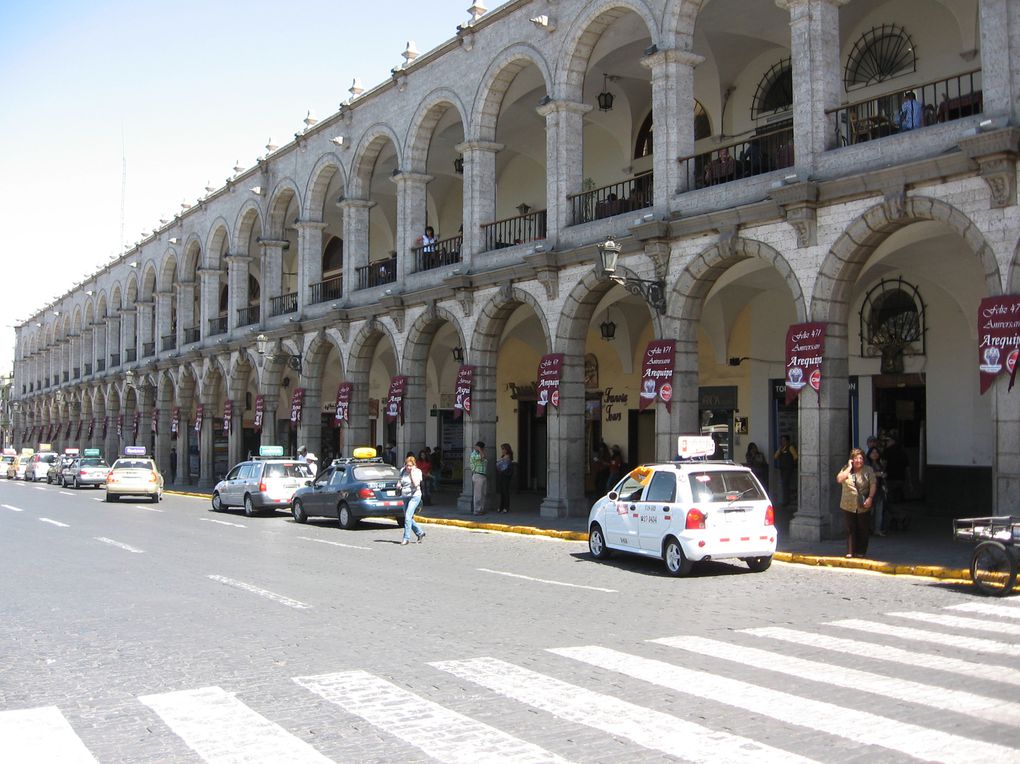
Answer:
836;448;876;558
495;443;514;513
399;454;426;545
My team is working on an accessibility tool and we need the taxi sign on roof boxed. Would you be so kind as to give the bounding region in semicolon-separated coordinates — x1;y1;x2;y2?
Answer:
64;448;80;455
3;448;16;456
259;445;285;457
83;449;101;457
38;443;52;452
676;435;716;459
352;446;377;459
123;446;148;456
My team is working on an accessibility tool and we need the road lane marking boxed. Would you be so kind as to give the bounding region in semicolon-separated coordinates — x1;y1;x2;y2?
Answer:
432;657;816;764
206;575;310;609
94;537;145;554
295;670;570;763
948;602;1020;619
0;706;97;763
743;626;1020;688
39;518;70;527
34;485;47;490
129;504;164;513
297;536;371;551
831;618;1020;657
476;567;617;593
888;610;1020;636
653;634;1020;726
59;491;75;496
552;645;1017;764
2;504;24;512
201;517;245;528
139;686;330;764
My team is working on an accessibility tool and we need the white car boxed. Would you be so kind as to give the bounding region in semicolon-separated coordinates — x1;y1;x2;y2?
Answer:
105;449;164;503
587;436;776;576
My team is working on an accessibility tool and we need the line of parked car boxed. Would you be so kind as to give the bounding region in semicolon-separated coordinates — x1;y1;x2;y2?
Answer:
2;446;164;503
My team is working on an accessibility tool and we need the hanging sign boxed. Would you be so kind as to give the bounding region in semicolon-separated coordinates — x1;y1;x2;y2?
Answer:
453;366;475;419
87;418;95;439
785;322;827;405
151;407;159;435
290;388;305;425
65;420;73;439
101;417;108;439
536;353;564;418
253;395;265;433
977;295;1020;394
132;411;140;439
170;407;180;439
385;376;407;424
334;383;352;424
194;404;204;433
638;340;676;413
76;420;83;440
222;400;232;436
116;415;124;439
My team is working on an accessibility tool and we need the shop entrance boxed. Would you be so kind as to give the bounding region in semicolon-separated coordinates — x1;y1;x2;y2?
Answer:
873;375;926;502
517;401;547;492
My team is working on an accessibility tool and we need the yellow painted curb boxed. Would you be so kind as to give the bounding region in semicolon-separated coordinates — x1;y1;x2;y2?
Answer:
165;490;213;500
774;551;969;582
416;514;588;542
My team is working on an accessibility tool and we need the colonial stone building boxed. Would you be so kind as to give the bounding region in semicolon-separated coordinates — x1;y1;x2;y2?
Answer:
11;0;1020;539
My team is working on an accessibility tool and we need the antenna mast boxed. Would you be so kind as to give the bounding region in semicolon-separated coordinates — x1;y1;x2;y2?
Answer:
120;125;126;252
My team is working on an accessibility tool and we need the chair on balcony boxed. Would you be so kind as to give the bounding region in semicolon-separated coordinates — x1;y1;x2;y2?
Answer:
848;112;871;145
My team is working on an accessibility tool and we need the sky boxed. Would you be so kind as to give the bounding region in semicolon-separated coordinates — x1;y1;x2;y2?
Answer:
0;0;480;374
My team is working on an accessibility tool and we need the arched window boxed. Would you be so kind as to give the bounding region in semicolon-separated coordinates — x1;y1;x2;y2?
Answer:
844;24;916;91
322;236;344;274
247;274;260;305
751;58;793;120
633;101;711;159
860;277;926;374
218;285;228;314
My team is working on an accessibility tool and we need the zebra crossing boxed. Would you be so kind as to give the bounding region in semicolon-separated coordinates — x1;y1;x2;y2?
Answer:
3;599;1019;763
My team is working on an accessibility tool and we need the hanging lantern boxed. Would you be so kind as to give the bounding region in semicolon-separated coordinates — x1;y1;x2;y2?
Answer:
597;73;615;112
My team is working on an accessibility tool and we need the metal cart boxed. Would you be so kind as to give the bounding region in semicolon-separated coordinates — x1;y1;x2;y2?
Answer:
953;516;1020;596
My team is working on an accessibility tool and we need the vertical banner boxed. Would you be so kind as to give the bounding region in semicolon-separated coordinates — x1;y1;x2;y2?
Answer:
170;407;180;439
334;383;352;425
222;400;232;436
151;407;159;435
87;418;95;439
638;340;676;413
536;353;564;418
116;415;124;439
194;404;204;433
76;420;83;440
385;376;407;424
253;395;265;433
453;365;475;419
101;418;108;439
977;295;1020;394
785;322;827;405
65;421;73;439
290;388;305;426
132;411;140;439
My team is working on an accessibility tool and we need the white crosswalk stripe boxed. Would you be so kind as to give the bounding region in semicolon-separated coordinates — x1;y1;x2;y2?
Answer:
653;634;1020;725
831;618;1020;657
888;610;1020;636
138;686;331;763
0;706;97;763
430;657;818;764
948;602;1020;619
551;645;1017;764
743;626;1020;688
295;670;572;763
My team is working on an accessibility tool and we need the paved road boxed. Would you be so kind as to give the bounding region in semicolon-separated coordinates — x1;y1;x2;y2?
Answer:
1;478;1018;762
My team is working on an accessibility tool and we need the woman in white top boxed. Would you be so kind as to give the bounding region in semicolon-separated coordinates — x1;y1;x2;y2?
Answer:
399;454;426;545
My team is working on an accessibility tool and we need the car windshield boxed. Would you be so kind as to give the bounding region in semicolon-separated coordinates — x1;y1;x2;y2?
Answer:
264;463;312;479
687;470;766;503
80;458;108;467
113;459;154;471
2;456;14;464
353;464;399;481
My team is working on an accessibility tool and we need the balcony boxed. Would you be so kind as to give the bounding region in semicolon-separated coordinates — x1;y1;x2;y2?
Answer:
309;275;343;305
482;209;547;252
161;334;176;352
125;347;137;363
682;125;795;190
356;257;397;290
830;69;982;146
142;342;155;358
208;315;227;337
412;235;462;272
269;292;298;317
569;174;652;226
84;362;92;376
97;359;106;372
73;367;80;380
183;326;200;345
63;371;69;383
237;304;260;328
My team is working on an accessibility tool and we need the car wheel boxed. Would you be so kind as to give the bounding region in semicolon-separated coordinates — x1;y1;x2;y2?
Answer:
150;492;159;503
243;495;256;518
663;537;693;577
588;524;611;560
105;493;118;503
73;477;80;489
211;492;223;512
744;555;773;573
337;502;358;530
292;499;308;524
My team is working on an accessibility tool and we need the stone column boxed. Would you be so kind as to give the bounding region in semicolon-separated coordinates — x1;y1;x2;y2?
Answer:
456;140;502;266
136;301;153;357
225;254;252;332
340;199;373;300
779;0;847;173
644;49;703;199
980;0;1020;124
345;371;371;458
392;172;431;286
155;395;172;483
198;267;221;339
540;354;587;518
401;368;427;467
261;400;279;448
227;396;244;467
107;316;121;362
155;291;173;352
121;307;137;360
297;384;322;461
994;376;1020;516
295;221;327;312
537;100;590;242
177;281;195;347
259;240;286;320
199;398;215;487
457;358;497;514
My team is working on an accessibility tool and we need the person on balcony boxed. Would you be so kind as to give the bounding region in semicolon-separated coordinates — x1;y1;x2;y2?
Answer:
896;91;924;131
704;147;736;186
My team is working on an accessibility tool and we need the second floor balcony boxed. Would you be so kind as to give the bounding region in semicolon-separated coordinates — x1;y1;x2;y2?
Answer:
356;257;397;291
109;353;120;368
309;275;343;305
413;235;462;272
269;292;298;317
161;334;176;352
482;208;547;252
142;342;155;358
183;326;200;345
124;347;137;364
569;174;653;226
96;359;105;372
682;125;795;191
208;315;227;337
237;304;260;328
84;362;92;376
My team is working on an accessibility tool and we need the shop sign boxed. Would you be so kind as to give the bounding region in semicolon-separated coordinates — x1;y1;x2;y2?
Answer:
453;365;474;419
222;400;232;436
290;388;305;424
536;353;564;418
638;340;676;412
334;383;352;424
785;322;827;405
385;376;407;424
253;396;264;433
977;295;1020;394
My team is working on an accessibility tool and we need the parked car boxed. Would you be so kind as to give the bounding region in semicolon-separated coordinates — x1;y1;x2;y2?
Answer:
105;448;163;503
211;446;314;517
587;435;776;576
48;453;78;484
9;452;31;480
290;448;404;529
27;452;60;482
1;449;17;478
64;454;110;489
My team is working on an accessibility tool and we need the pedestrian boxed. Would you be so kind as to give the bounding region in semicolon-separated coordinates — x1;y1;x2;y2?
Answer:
169;446;177;484
744;442;769;491
773;435;798;511
896;90;924;131
398;454;426;545
298;445;318;477
469;441;487;515
495;443;514;513
606;445;623;492
867;445;888;536
593;442;610;496
383;442;397;466
430;446;443;490
417;449;432;506
837;448;876;558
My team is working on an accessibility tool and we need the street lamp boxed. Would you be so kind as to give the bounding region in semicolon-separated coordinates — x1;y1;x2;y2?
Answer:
596;237;667;315
256;333;302;372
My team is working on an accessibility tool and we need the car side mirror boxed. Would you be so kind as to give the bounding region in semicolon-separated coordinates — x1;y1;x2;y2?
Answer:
305;480;312;487
607;490;619;501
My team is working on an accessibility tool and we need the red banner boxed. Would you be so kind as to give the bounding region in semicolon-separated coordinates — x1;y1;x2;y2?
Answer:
101;417;108;439
385;376;407;424
76;420;83;440
638;340;676;413
87;418;95;439
253;395;265;433
334;383;352;424
978;295;1020;394
170;407;180;439
132;411;140;439
65;420;73;439
453;366;475;419
116;415;124;439
151;407;159;435
222;400;232;436
290;388;305;425
194;404;204;433
785;322;827;405
536;354;564;418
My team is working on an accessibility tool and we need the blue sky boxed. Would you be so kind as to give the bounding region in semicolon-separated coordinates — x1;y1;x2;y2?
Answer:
0;0;476;373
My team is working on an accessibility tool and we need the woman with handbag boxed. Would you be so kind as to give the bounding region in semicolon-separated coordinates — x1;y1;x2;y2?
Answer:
399;454;426;545
836;448;876;558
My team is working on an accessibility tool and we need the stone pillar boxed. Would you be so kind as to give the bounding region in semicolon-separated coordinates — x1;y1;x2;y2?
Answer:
340;199;373;300
177;281;195;346
107;316;121;360
537;99;589;242
980;0;1020;124
994;377;1020;516
457;359;497;514
780;0;847;173
297;383;322;461
121;308;137;359
198;267;221;339
82;329;93;374
260;241;286;320
155;291;173;351
136;301;153;356
227;396;244;467
401;368;427;467
295;221;327;312
456;141;502;266
199;400;215;487
261;400;279;448
540;355;587;518
346;372;371;457
155;397;172;483
392;172;431;286
644;49;703;198
225;254;252;332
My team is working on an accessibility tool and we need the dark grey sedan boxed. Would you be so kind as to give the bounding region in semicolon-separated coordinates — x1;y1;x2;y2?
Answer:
290;457;404;529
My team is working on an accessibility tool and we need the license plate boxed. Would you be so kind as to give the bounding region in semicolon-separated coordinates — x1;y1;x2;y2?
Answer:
386;490;397;496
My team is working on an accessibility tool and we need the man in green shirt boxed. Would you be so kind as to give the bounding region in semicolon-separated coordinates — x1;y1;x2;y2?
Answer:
469;441;487;515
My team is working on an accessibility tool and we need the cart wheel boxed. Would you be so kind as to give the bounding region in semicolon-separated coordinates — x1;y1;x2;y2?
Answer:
970;541;1018;597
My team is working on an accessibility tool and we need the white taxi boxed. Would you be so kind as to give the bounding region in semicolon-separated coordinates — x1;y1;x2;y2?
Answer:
105;447;164;503
588;436;776;576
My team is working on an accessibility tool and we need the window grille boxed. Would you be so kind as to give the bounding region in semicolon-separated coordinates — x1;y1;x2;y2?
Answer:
844;24;916;91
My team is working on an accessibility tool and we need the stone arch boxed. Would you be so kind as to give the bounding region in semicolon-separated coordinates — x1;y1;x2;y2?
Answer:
661;0;704;51
303;330;345;386
557;266;662;356
232;202;264;253
303;153;348;220
402;305;467;368
349;125;403;198
347;319;399;377
158;249;179;293
266;179;302;238
470;44;554;142
203;221;228;270
405;89;471;173
140;262;158;300
472;286;553;368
